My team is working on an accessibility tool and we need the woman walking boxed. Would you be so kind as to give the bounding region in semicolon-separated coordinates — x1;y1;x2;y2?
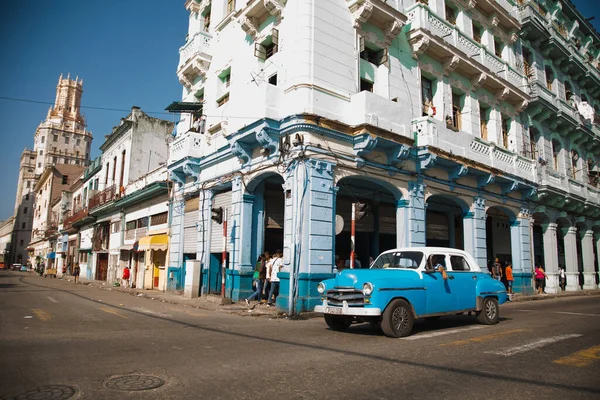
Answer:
73;263;81;285
534;264;547;295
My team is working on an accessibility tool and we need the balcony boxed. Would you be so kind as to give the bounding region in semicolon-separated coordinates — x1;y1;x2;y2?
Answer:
88;185;117;210
413;116;537;183
406;3;528;105
177;31;213;89
347;90;412;137
63;207;89;228
169;132;203;164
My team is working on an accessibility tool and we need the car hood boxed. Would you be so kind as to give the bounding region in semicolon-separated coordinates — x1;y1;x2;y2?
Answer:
333;268;421;287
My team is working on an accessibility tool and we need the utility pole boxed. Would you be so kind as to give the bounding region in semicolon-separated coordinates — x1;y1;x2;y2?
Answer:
351;202;356;269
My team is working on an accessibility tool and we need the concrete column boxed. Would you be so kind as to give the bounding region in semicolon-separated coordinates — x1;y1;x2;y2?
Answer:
564;226;580;291
407;181;426;247
510;210;533;294
463;197;486;269
581;230;597;290
396;198;410;248
542;223;560;293
231;176;254;272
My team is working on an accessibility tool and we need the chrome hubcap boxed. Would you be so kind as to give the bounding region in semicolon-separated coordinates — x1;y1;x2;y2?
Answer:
392;306;409;332
485;301;497;320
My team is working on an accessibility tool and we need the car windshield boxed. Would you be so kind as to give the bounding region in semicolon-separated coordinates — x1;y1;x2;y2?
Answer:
371;251;423;269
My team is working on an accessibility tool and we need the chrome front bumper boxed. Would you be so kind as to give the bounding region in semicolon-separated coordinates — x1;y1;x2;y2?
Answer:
314;300;381;316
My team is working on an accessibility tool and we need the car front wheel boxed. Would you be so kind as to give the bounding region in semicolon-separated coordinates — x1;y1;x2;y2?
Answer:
381;299;414;338
324;314;352;331
477;297;499;325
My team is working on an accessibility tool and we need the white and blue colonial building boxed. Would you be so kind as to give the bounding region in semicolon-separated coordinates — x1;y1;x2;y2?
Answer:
167;0;600;314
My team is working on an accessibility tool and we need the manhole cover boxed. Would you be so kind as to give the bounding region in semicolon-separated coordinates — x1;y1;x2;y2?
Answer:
104;375;165;391
4;385;76;400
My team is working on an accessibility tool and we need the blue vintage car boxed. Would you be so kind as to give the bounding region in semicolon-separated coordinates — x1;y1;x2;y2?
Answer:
314;247;508;337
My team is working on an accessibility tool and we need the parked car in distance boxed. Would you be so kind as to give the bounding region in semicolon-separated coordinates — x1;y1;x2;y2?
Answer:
314;247;508;338
11;263;22;271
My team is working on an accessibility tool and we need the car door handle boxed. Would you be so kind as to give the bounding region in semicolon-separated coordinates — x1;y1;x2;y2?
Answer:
472;275;477;280
448;275;455;280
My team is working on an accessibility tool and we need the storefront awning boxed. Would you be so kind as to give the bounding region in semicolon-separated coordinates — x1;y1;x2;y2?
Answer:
137;235;169;251
46;252;56;259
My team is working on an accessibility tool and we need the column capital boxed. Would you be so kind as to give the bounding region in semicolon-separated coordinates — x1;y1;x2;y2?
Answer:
543;222;558;232
567;226;578;234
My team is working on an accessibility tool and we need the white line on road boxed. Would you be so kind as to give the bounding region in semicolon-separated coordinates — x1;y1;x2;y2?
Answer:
401;325;488;340
47;296;58;303
485;334;582;357
513;309;536;312
555;311;600;317
131;307;172;318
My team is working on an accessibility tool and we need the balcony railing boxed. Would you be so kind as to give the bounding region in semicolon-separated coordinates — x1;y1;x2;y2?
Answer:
63;208;89;227
169;132;204;164
88;185;117;210
178;30;212;71
413;116;537;182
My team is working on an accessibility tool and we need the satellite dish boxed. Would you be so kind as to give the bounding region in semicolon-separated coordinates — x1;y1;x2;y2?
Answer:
335;215;344;235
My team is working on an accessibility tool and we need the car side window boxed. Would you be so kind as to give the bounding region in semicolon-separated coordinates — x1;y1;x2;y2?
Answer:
429;254;446;270
450;255;471;271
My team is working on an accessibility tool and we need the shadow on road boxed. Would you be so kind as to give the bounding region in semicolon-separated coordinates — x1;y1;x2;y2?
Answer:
17;276;600;396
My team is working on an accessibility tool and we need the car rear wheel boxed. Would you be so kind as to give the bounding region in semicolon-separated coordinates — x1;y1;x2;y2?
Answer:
381;299;414;338
477;297;499;325
324;314;352;331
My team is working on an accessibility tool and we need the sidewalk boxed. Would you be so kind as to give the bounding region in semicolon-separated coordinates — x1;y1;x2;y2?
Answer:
64;276;284;319
509;289;600;303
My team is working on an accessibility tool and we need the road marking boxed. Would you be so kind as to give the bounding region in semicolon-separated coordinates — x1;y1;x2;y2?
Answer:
32;309;51;321
401;325;488;341
485;334;582;357
555;311;600;317
99;307;128;319
514;309;536;312
441;329;527;347
47;296;58;303
131;307;172;317
553;344;600;367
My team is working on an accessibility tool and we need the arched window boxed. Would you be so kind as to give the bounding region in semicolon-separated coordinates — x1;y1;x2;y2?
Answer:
545;66;554;91
552;140;561;171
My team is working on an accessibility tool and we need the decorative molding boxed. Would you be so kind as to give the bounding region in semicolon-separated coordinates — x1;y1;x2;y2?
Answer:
449;165;468;181
386;144;411;166
467;0;476;10
443;56;460;76
418;152;438;170
495;87;510;101
470;73;487;91
509;32;518;44
239;16;259;39
353;134;378;157
182;161;201;182
353;1;373;28
501;180;519;195
477;174;495;189
410;37;430;59
516;99;529;113
384;19;404;46
490;15;499;27
230;141;252;165
264;0;284;17
255;128;278;153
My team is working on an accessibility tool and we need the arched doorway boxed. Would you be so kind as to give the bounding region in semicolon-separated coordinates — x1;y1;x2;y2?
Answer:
335;177;399;269
246;173;285;262
425;195;466;250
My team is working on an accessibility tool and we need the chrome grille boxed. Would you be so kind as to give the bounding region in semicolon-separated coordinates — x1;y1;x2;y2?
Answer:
326;289;364;306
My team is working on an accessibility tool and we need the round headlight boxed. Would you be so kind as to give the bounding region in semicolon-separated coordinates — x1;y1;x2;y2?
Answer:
362;282;373;296
317;282;326;294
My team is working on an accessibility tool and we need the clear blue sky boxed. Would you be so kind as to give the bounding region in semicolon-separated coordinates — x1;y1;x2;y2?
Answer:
0;1;188;221
0;1;598;221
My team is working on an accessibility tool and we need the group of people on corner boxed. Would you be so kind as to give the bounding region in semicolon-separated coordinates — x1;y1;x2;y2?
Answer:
489;257;568;296
57;262;81;284
245;250;283;308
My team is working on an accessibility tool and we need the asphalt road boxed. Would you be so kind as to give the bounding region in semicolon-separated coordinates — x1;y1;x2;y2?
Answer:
1;271;599;400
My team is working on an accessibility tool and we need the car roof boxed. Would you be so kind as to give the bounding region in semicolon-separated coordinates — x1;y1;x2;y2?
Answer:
379;247;471;255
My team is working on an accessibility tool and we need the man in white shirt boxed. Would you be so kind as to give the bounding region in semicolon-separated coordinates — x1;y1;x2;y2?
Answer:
267;250;283;307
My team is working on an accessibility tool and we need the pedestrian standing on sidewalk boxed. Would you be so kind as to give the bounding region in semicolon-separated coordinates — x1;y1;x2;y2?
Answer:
122;266;131;288
263;251;272;302
267;250;283;307
505;262;514;294
559;265;566;291
245;254;266;307
492;258;503;281
73;263;80;284
534;264;547;295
